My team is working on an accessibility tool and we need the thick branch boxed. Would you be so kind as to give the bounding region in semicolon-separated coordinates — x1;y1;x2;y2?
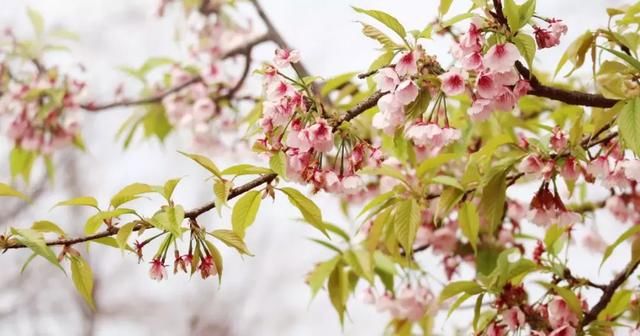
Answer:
581;260;640;327
515;61;619;108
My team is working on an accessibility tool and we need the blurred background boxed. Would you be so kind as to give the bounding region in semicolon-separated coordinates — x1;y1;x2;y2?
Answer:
0;0;633;335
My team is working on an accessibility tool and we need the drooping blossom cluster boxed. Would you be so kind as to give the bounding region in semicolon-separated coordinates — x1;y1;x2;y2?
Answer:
147;249;218;282
362;284;435;322
0;66;84;154
534;19;568;49
441;23;532;121
257;49;384;196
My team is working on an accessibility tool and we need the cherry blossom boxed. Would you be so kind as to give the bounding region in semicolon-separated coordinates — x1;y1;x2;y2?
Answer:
149;258;168;281
274;48;301;68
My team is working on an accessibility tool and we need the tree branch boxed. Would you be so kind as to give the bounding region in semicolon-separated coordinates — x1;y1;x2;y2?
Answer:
515;61;619;108
581;259;640;327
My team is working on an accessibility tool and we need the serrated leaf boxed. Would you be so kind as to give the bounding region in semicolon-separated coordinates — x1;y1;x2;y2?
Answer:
269;151;287;179
179;151;222;179
618;98;640;156
280;187;327;236
85;208;136;235
344;249;374;283
149;205;184;237
459;202;480;252
211;229;253;256
328;264;349;324
0;182;29;201
221;164;273;176
439;281;483;302
513;34;536;70
394;198;421;256
116;222;136;252
204;240;223;282
417;153;464;178
353;7;407;40
31;220;64;235
162;178;181;201
213;180;231;217
598;289;632;321
70;255;95;310
600;46;640;71
231;190;262;238
503;0;535;31
359;22;401;50
600;224;640;269
308;256;341;297
110;183;153;208
54;196;98;209
10;228;64;272
478;170;507;233
321;72;358;96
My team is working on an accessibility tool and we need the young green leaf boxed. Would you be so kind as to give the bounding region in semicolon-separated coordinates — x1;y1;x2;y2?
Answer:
31;220;65;236
307;256;341;297
27;7;45;36
85;208;136;235
600;224;640;269
269;151;287;178
280;187;327;236
439;281;483;302
210;229;253;256
110;183;153;208
0;183;29;201
327;264;349;324
618;98;640;156
70;255;95;310
178;151;223;179
231;190;262;238
213;180;232;216
54;196;99;209
352;7;407;40
459;201;480;252
394;198;421;256
221;164;273;176
10;228;64;272
116;222;137;252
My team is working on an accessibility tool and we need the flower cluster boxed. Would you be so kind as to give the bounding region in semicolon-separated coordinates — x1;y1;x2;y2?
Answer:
0;69;84;154
258;49;384;196
534;19;568;49
362;284;435;322
441;23;531;121
148;251;218;282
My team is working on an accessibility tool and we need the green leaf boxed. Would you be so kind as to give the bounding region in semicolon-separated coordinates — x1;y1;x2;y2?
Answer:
31;220;65;235
85;208;136;235
618;98;640;156
110;183;153;208
358;191;395;218
503;0;535;31
436;187;464;219
54;196;98;209
446;292;473;320
203;240;223;282
359;22;401;50
116;222;136;252
27;7;45;36
70;255;95;310
307;256;341;297
269;151;287;179
211;229;253;256
417;153;463;178
600;46;640;71
0;182;29;201
321;72;358;96
280;187;327;236
231;190;262;238
149;205;184;237
439;0;454;17
459;202;480;252
439;281;483;302
344;249;374;283
328;264;349;324
221;164;273;176
600;224;640;269
598;289;632;321
440;13;475;28
353;7;407;40
478;170;507;233
513;34;536;70
394;198;421;256
431;175;463;190
162;178;181;201
9;147;36;183
213;180;232;216
139;57;174;75
179;151;222;179
10;228;63;272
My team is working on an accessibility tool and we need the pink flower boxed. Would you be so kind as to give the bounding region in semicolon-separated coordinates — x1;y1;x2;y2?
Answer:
394;80;419;105
493;68;520;86
322;170;342;193
286;127;312;152
483;43;520;72
586;156;609;178
534;27;561;49
476;72;500;98
374;68;400;92
361;287;376;305
582;228;606;253
274;48;300;68
549;325;576;336
439;69;467;96
550;128;568;152
341;175;365;195
373;95;404;134
405;123;442;147
267;81;295;100
557;211;581;226
461;52;483;71
604;165;631;189
199;255;218;279
486;323;506;336
494;87;517;111
430;226;457;255
513;80;532;98
622;159;640;182
149;258;167;282
560;157;580;181
507;201;527;221
550;20;568;37
262;99;294;127
518;154;544;175
548;296;578;329
458;23;483;56
395;51;418;77
606;196;630;223
192;97;216;121
307;119;333;153
468;99;494;121
394;285;434;321
502;306;525;331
